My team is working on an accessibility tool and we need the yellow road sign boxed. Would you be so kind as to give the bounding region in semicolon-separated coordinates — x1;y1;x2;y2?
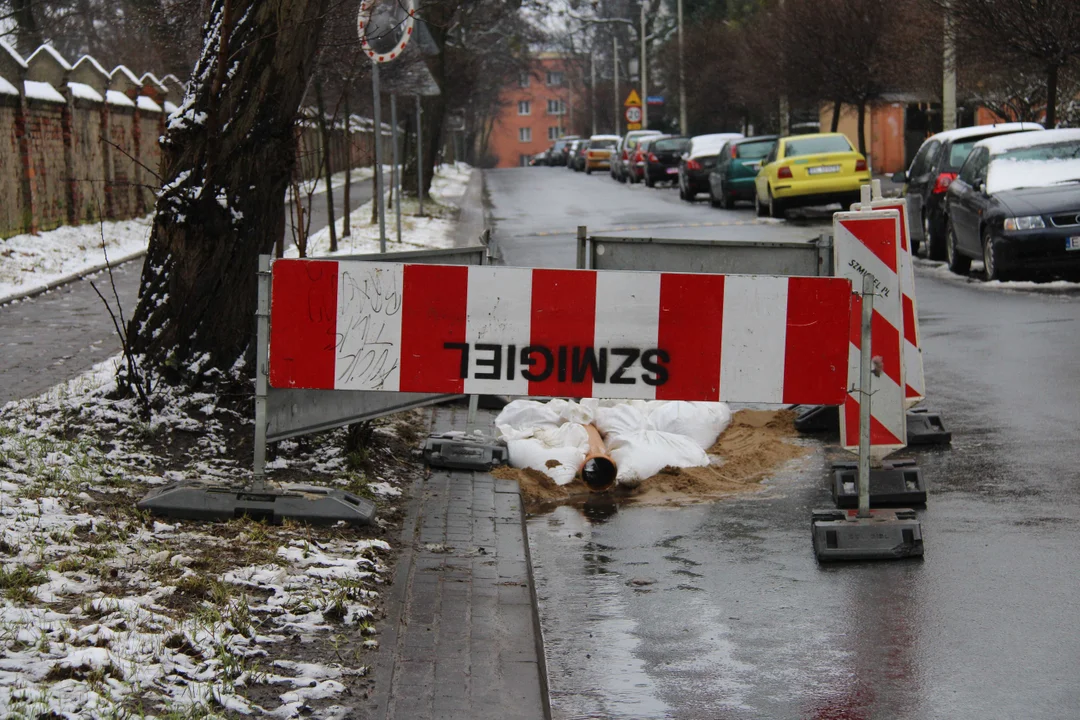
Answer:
623;89;642;107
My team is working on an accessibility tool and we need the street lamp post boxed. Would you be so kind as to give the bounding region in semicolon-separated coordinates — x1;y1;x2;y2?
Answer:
640;2;648;129
613;35;621;136
677;0;686;135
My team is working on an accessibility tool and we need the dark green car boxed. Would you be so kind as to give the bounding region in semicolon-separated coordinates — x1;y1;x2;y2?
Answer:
707;135;779;209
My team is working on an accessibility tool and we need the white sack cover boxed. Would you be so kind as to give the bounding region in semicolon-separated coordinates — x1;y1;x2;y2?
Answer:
605;430;710;485
647;402;732;450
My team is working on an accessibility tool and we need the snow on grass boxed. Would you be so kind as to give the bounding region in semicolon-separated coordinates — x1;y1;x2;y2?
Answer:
288;163;474;259
0;216;153;303
0;357;416;718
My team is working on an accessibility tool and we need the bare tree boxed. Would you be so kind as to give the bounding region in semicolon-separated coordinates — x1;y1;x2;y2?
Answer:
941;0;1080;127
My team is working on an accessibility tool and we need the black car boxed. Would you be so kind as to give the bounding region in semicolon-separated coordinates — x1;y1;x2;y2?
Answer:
643;136;689;187
944;128;1080;281
679;133;743;201
549;136;580;167
893;122;1041;259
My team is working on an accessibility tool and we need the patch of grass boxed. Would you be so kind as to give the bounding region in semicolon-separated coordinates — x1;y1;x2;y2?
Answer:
0;565;45;592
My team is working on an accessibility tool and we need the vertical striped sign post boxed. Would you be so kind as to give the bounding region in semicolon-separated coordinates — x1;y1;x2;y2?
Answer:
268;260;854;406
833;202;908;462
853;182;925;408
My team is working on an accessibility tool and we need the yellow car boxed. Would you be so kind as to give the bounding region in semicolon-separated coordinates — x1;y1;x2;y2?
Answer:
584;134;621;174
753;133;871;218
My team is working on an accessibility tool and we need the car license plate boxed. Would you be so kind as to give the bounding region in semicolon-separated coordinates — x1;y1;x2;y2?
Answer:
1068;236;1080;251
666;167;678;174
808;165;841;175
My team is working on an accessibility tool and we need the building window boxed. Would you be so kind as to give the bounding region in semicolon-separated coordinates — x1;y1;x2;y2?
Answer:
546;71;563;86
548;126;560;141
518;100;531;116
519;72;530;88
546;99;565;115
520;154;531;167
519;127;532;143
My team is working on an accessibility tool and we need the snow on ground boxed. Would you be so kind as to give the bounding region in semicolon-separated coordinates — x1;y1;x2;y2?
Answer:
0;357;417;718
915;257;1080;294
286;162;474;259
0;216;153;303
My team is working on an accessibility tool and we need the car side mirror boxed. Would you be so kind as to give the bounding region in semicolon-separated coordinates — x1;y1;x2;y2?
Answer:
891;171;906;183
977;182;986;194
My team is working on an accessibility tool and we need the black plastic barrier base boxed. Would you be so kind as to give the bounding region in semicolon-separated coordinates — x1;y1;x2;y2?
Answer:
138;482;377;526
423;433;508;472
832;459;926;508
906;408;952;446
812;508;924;562
794;405;952;446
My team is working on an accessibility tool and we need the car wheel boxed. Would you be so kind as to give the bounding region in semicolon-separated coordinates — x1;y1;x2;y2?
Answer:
709;187;721;207
720;181;735;210
755;190;767;217
646;174;655;188
926;212;947;261
586;167;592;175
946;220;971;275
684;182;696;201
982;229;1010;282
768;190;785;219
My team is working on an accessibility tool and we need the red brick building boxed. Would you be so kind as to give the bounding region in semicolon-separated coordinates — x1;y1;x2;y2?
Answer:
487;53;585;168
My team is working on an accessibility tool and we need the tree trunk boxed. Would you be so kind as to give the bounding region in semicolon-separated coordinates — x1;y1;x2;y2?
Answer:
1045;63;1059;128
856;99;867;156
315;79;337;252
830;99;842;132
127;0;330;381
343;89;351;237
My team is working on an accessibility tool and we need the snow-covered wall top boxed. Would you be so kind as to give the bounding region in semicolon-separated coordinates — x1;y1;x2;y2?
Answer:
0;43;174;110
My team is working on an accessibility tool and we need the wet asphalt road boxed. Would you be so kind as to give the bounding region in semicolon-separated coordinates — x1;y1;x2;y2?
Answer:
489;167;1080;719
0;181;370;406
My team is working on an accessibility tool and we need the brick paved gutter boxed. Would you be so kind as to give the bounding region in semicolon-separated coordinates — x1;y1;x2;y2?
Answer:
368;403;550;720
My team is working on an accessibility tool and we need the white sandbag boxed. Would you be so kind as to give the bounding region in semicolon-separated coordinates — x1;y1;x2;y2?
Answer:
647;401;731;450
505;422;589;486
593;402;652;437
496;399;565;435
606;429;710;485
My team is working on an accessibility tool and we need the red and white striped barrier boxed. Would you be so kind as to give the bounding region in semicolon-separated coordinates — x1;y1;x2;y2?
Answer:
853;191;925;407
833;209;908;456
268;260;853;405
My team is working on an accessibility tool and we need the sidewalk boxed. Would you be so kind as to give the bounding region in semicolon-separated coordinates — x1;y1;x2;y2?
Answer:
368;403;550;720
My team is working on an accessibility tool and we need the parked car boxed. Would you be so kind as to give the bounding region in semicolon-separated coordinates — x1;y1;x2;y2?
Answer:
585;134;621;174
549;136;580;167
754;132;871;218
644;136;690;187
613;130;662;182
708;135;779;208
893;122;1042;259
678;133;743;201
943;128;1080;281
630;135;670;183
529;151;548;166
572;139;592;172
566;140;583;170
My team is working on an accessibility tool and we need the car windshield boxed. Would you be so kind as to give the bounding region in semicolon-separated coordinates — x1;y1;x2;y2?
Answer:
986;155;1080;194
590;139;617;149
735;140;775;159
998;139;1080;161
654;138;690;152
784;136;851;157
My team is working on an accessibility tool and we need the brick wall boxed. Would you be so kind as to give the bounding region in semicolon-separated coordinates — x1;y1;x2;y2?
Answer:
0;99;24;235
0;78;387;239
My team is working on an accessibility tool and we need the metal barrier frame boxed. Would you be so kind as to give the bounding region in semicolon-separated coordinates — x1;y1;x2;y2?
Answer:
253;246;490;483
576;225;834;276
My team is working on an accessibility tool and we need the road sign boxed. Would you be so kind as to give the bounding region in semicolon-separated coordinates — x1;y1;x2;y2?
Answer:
625;105;642;125
268;260;852;404
646;96;664;106
623;89;642;107
834;208;907;458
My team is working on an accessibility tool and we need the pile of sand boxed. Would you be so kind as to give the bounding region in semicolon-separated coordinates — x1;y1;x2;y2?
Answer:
493;409;808;511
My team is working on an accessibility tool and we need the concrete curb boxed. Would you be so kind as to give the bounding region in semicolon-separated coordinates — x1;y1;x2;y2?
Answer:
0;248;148;308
